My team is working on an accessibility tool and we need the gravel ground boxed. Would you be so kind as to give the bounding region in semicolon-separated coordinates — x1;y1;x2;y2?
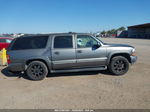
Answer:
0;38;150;109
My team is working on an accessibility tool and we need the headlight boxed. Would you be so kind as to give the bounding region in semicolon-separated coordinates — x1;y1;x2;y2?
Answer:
131;48;135;53
131;48;136;56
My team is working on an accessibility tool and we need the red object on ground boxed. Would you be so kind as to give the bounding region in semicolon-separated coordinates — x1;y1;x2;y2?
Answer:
0;37;13;50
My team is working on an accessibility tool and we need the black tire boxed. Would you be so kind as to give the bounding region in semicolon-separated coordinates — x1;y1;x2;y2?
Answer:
26;61;48;81
108;56;129;75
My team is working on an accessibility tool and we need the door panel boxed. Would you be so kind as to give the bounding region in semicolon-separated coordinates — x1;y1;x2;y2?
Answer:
52;49;76;69
76;47;107;67
51;35;76;70
76;35;107;68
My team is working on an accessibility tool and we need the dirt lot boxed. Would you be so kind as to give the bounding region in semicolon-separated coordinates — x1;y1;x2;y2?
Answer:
0;38;150;109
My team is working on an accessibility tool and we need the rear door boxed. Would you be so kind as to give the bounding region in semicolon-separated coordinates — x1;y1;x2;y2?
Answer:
51;34;76;70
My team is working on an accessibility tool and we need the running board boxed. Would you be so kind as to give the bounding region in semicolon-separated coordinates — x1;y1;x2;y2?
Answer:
51;66;107;73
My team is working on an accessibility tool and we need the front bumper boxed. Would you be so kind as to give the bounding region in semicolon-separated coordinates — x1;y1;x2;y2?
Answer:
130;56;137;65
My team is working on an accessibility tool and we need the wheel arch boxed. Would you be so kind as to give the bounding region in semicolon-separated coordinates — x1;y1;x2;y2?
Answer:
26;58;51;73
107;53;131;65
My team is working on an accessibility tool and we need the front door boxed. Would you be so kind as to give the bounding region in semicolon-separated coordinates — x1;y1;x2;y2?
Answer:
76;35;107;68
52;35;76;70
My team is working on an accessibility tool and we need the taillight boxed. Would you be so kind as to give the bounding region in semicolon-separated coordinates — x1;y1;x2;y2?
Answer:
7;55;11;64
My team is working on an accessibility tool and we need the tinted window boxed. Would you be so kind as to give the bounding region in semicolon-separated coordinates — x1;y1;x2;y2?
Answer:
54;36;73;48
0;39;6;43
11;36;48;50
77;35;98;48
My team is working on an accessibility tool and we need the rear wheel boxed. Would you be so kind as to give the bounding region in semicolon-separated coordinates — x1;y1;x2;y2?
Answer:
109;56;129;75
26;61;48;80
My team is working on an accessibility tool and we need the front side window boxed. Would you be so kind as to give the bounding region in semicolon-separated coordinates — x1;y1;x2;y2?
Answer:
54;36;73;48
77;35;98;48
11;36;48;50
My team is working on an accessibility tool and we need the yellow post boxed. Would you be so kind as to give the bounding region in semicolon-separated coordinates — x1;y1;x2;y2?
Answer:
2;48;7;65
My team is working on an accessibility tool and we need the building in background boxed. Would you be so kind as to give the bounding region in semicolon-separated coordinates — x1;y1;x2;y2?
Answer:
128;23;150;38
117;30;128;38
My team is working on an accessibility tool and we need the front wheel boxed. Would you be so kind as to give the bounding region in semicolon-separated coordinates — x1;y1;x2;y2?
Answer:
26;61;48;81
108;56;129;75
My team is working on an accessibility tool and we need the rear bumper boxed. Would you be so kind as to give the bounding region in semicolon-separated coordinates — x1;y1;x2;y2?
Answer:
8;63;25;72
130;56;137;65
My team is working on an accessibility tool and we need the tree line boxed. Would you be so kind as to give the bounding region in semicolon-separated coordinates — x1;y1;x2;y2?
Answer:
101;26;126;35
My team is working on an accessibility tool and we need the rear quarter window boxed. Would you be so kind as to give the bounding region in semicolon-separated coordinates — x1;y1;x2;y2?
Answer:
11;36;48;50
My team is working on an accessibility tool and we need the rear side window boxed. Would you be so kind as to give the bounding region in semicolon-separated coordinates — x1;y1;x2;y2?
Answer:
54;36;73;48
11;36;48;50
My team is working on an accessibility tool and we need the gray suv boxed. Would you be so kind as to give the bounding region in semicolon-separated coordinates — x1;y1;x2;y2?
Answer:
7;33;137;80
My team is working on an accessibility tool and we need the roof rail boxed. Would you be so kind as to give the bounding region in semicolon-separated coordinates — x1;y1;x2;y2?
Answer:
68;32;76;34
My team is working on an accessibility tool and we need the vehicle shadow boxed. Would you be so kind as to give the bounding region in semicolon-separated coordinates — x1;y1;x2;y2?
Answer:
1;67;114;80
1;67;30;80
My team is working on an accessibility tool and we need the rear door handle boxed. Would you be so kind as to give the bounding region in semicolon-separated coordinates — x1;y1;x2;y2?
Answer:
54;51;59;55
77;50;82;53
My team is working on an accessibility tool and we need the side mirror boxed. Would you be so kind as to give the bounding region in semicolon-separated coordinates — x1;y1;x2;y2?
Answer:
92;43;101;49
97;42;101;46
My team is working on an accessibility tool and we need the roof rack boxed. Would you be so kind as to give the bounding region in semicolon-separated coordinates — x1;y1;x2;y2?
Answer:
68;32;76;34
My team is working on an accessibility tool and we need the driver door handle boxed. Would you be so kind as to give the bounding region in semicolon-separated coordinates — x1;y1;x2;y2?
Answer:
77;50;82;53
54;51;59;55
